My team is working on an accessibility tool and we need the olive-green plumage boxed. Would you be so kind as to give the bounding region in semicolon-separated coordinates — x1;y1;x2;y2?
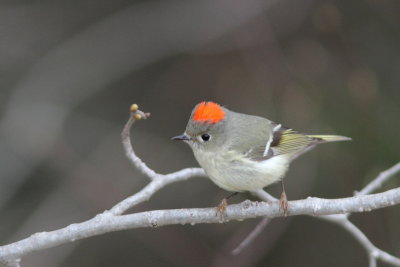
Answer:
173;102;351;193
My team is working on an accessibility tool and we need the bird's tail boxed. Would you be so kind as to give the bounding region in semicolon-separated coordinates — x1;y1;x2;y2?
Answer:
307;134;352;143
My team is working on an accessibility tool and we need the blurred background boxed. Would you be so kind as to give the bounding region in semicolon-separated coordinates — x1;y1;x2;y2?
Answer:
0;0;399;266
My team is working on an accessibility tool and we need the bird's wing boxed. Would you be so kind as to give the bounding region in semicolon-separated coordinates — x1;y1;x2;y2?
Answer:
225;111;327;162
246;124;319;161
269;126;317;156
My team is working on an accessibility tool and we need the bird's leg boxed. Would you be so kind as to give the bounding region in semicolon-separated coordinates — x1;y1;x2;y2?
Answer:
217;192;238;220
226;191;239;200
279;180;289;216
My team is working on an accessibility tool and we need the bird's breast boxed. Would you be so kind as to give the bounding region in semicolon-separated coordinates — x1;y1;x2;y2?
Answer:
193;149;289;192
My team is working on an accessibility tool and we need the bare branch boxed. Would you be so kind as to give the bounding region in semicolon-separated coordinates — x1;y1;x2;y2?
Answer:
358;162;400;195
1;187;400;264
369;255;377;267
253;166;400;267
0;104;399;266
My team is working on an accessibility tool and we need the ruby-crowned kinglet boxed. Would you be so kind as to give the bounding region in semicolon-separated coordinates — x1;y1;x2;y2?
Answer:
172;101;351;214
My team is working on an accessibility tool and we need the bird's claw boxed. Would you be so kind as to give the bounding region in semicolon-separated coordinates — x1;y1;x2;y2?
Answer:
216;198;228;222
279;191;289;216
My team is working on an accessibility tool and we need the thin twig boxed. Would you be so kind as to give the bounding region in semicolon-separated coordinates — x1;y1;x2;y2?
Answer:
109;167;206;215
231;217;270;255
358;162;400;195
229;190;276;254
320;215;400;266
121;105;158;180
112;104;206;215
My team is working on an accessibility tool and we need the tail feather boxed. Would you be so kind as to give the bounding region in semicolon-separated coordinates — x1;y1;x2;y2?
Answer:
307;135;352;143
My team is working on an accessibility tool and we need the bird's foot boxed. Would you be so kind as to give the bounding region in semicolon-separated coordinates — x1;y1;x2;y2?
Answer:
216;198;228;222
279;191;289;217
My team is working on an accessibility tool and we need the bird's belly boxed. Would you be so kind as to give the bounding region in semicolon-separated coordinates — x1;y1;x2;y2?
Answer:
194;151;289;192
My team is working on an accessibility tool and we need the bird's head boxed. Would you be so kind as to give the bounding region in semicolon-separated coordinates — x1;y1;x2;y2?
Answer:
172;101;227;152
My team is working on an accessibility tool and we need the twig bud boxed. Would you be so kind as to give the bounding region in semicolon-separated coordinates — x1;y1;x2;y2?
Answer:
133;114;142;120
130;104;139;112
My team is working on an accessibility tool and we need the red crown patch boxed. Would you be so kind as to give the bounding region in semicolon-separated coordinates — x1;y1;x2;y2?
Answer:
193;101;225;124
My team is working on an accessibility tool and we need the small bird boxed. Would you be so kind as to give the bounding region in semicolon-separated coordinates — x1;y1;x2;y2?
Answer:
172;101;350;215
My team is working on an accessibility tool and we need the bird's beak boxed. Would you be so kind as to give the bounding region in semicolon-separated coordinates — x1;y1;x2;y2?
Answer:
171;134;191;141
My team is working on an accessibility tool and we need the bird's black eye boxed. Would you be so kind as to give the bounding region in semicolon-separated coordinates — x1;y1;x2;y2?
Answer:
201;133;210;141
